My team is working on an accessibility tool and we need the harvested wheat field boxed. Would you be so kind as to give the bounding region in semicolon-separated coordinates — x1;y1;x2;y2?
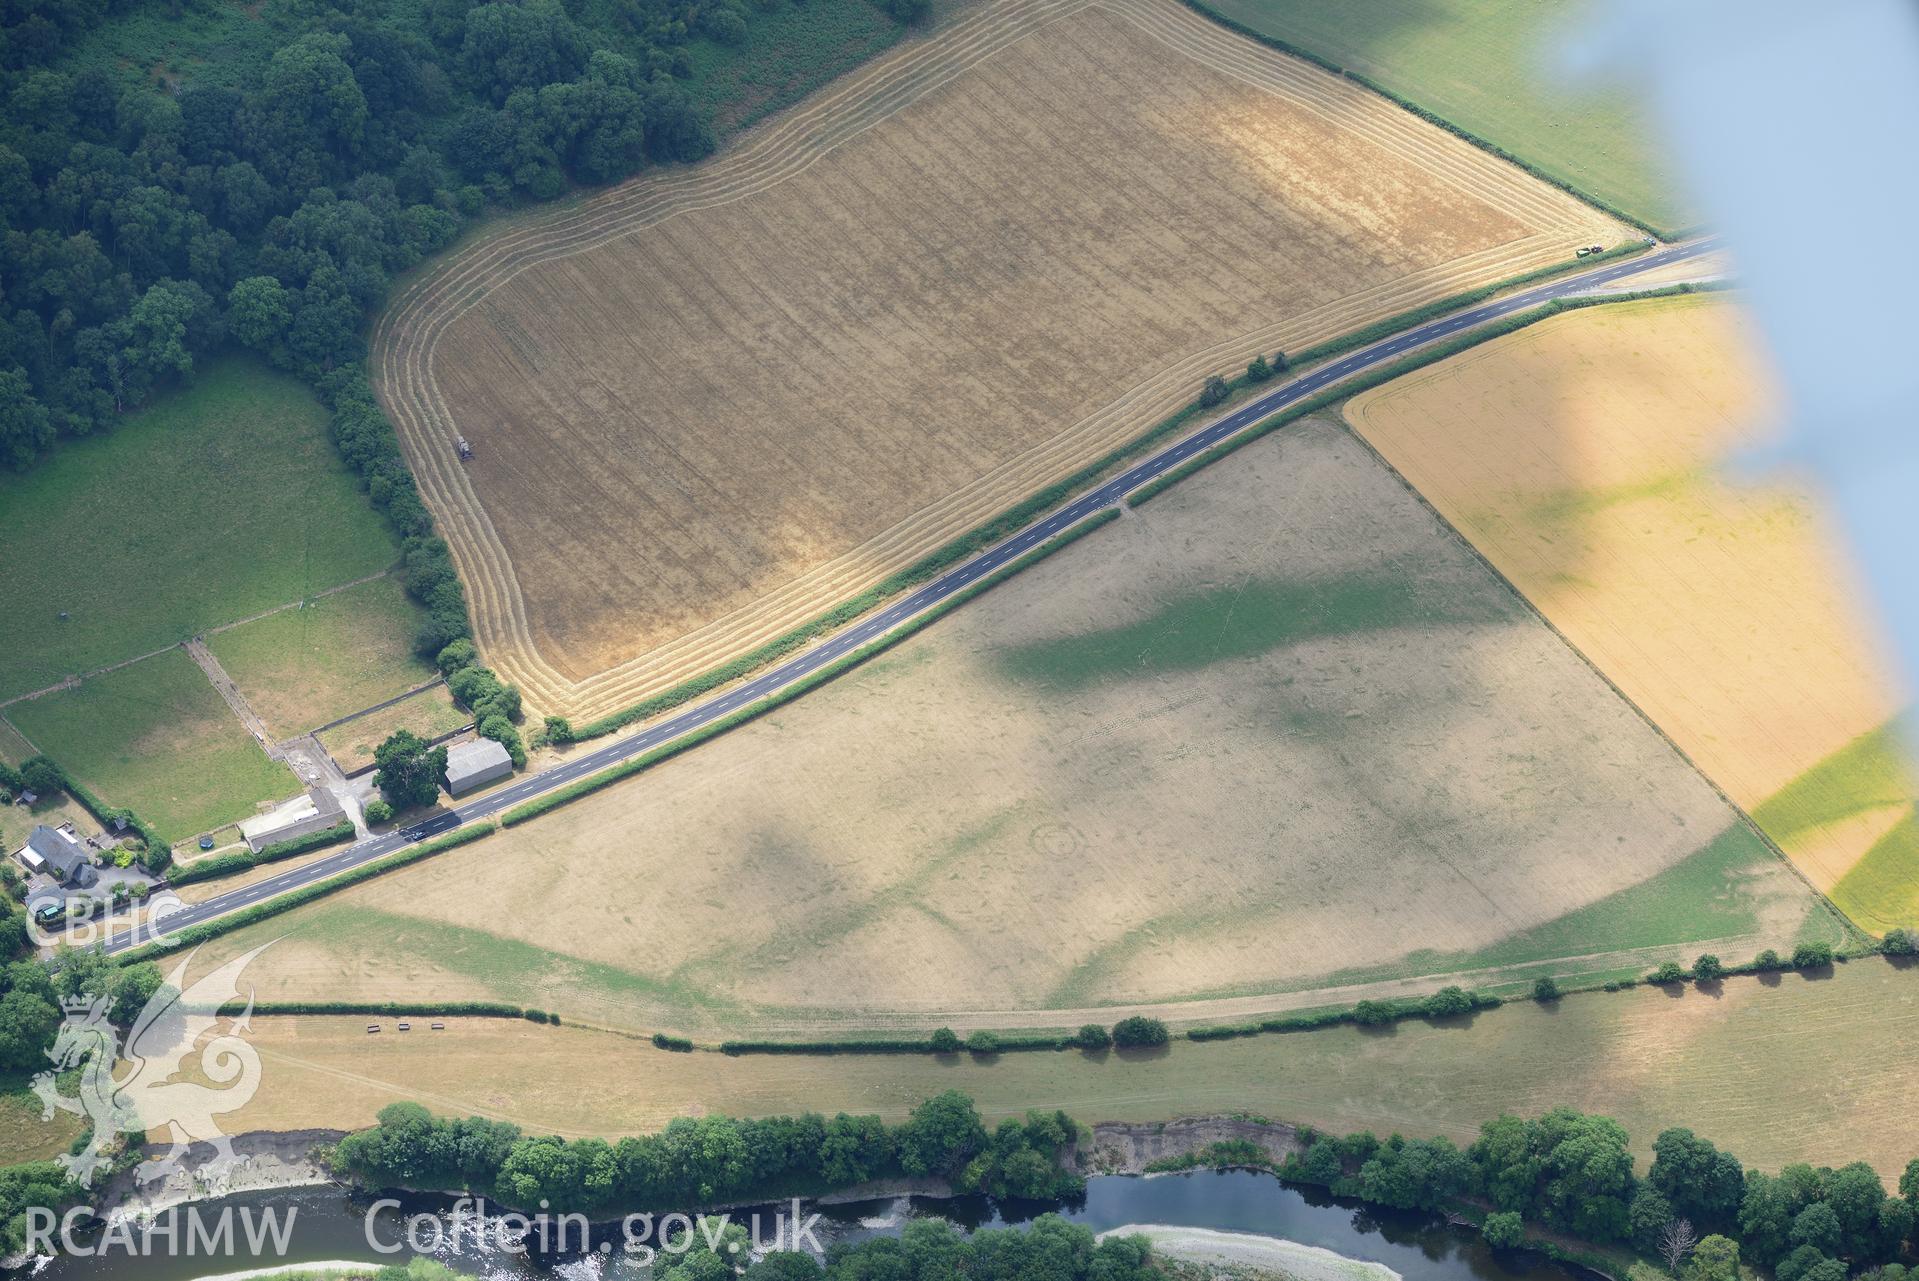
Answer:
1344;295;1917;929
213;958;1919;1180
190;421;1828;1035
374;0;1623;721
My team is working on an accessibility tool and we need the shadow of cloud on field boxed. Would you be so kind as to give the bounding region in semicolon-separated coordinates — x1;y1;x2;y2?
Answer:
986;553;1515;694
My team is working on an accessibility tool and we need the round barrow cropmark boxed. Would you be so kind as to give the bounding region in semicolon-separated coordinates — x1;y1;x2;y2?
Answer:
1029;823;1087;858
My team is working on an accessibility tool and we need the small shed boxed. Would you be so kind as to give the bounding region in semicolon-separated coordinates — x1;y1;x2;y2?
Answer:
239;787;346;854
444;738;513;795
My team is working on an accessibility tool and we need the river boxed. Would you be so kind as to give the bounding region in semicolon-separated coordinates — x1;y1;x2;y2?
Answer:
23;1172;1589;1281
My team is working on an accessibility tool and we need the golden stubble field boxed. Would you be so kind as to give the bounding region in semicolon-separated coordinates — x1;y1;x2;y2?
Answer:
375;0;1622;720
210;958;1919;1181
1344;296;1914;913
191;422;1820;1034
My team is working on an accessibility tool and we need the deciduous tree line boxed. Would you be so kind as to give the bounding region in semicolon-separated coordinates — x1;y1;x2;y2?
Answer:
332;1090;1083;1214
1280;1108;1919;1281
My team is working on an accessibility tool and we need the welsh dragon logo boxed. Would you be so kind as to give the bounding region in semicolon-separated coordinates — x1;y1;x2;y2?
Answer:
32;944;272;1188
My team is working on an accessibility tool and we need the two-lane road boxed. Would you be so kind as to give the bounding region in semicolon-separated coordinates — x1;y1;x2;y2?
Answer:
105;237;1722;955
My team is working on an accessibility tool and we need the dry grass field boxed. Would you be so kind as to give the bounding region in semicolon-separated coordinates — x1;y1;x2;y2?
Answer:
189;421;1826;1034
212;958;1919;1179
374;0;1623;721
1344;296;1917;929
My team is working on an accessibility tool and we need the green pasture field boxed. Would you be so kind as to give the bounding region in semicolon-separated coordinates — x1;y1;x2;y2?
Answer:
207;574;436;741
1193;0;1689;233
5;648;298;843
0;358;399;702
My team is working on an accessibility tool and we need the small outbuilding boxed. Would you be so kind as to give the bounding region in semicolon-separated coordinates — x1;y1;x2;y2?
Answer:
17;824;96;888
239;787;346;854
443;738;513;796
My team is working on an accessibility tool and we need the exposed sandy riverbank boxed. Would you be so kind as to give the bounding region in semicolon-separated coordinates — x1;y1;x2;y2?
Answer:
180;1264;378;1281
1102;1225;1401;1281
100;1130;344;1222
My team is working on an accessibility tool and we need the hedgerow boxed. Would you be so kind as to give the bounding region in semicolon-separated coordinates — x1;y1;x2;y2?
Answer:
1129;283;1724;508
117;822;497;963
503;512;1120;826
565;251;1655;745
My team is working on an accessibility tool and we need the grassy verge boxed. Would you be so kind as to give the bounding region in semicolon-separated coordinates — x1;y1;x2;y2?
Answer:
1287;243;1648;369
571;247;1659;744
1129;283;1724;508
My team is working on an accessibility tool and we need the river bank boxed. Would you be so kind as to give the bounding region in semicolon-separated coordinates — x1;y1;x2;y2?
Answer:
22;1166;1585;1281
1106;1224;1402;1281
94;1113;1294;1224
99;1132;345;1224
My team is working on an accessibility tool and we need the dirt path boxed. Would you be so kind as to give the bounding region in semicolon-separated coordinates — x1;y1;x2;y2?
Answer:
185;639;283;762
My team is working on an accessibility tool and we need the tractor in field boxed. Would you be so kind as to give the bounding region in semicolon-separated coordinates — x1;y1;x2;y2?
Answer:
456;436;474;462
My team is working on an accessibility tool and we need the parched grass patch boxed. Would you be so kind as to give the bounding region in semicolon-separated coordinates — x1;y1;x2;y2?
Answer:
992;554;1516;692
316;686;469;774
6;648;298;843
207;575;436;740
0;357;399;701
1307;824;1850;995
1190;0;1687;234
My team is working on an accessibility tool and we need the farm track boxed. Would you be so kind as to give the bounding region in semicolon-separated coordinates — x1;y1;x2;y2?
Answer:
374;0;1619;721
